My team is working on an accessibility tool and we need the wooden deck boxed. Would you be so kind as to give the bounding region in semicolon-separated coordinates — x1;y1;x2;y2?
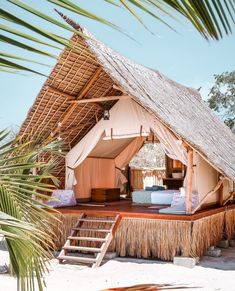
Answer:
56;200;235;221
52;201;235;260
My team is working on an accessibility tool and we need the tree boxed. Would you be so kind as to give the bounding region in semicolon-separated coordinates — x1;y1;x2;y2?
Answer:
0;130;63;291
208;71;235;133
1;0;235;74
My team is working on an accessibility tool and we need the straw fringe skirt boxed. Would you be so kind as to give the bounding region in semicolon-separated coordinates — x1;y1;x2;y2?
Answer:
51;210;235;261
225;208;235;240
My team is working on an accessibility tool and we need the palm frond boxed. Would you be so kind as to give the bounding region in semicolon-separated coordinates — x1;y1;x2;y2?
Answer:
1;0;234;73
0;57;46;76
0;51;52;67
0;130;64;291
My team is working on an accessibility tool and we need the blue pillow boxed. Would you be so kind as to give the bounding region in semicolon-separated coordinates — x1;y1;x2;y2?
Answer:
145;186;154;191
145;185;165;191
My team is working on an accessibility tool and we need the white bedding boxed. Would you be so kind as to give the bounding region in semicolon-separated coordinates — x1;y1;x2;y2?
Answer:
151;190;177;205
132;190;152;204
132;190;177;204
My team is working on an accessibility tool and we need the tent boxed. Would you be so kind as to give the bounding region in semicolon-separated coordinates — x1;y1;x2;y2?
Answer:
19;23;235;214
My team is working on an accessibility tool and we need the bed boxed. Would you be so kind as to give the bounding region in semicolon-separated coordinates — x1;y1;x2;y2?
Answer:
132;189;178;205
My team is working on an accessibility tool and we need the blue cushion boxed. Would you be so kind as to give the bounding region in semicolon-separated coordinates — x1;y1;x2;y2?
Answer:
145;185;165;191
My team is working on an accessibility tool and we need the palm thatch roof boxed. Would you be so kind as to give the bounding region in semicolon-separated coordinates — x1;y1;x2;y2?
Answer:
19;25;235;181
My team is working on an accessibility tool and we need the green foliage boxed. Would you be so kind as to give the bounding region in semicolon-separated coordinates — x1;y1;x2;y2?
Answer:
208;71;235;133
0;130;64;291
1;0;235;74
130;143;165;169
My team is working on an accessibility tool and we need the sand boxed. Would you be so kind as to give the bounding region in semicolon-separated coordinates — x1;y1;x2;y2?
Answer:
0;247;235;291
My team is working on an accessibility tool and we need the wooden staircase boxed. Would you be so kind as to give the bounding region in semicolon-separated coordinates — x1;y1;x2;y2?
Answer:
58;213;121;267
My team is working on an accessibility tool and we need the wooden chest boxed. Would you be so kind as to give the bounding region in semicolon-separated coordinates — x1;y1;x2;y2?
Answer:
91;188;120;202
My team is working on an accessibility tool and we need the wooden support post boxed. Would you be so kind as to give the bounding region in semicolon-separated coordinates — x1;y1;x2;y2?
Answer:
186;148;193;214
218;181;224;206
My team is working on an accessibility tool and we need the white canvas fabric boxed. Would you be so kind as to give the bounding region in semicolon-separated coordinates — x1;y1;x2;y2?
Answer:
65;99;188;189
65;123;105;189
149;117;187;165
104;98;150;139
89;137;134;158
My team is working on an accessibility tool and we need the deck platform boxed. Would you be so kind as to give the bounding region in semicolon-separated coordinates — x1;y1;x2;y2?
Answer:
57;200;235;221
51;202;235;261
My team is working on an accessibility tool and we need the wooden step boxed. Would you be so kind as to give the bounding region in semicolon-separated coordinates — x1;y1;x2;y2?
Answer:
68;236;107;242
63;246;101;252
78;218;115;223
72;227;111;233
58;213;121;267
58;255;97;264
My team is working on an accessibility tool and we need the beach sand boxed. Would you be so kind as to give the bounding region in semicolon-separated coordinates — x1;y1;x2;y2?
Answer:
0;246;235;291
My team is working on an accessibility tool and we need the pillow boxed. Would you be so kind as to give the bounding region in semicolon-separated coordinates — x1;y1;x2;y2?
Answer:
145;185;165;191
171;192;185;208
47;190;76;208
171;190;199;209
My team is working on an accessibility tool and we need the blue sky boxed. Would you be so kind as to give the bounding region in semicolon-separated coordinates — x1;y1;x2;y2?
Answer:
1;0;235;130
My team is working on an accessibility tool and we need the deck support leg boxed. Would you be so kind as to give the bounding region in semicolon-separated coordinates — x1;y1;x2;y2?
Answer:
186;148;193;214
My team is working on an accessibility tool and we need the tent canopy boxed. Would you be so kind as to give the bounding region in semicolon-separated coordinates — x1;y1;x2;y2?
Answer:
89;137;135;159
66;99;187;195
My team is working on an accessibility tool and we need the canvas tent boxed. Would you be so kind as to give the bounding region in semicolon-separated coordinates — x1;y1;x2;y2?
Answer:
19;24;235;212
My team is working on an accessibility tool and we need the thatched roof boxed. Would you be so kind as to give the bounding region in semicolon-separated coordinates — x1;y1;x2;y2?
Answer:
19;27;235;180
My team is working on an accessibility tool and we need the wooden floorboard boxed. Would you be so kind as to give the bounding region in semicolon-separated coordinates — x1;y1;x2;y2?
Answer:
55;201;235;221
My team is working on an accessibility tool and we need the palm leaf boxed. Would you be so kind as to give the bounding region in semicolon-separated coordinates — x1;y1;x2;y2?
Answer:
0;23;62;50
49;0;136;41
1;0;235;73
0;52;52;67
0;7;71;47
48;0;121;30
0;34;57;58
0;57;46;76
0;130;63;291
8;0;85;37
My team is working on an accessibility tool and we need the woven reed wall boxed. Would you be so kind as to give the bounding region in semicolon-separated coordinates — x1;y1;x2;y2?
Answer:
51;210;235;261
190;212;224;257
225;208;235;239
109;218;192;260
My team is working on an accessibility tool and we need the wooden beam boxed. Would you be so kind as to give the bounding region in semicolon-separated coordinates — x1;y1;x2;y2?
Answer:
61;122;94;134
46;86;76;101
113;84;127;93
50;66;102;137
222;191;234;206
67;95;130;104
186;148;193;214
192;177;225;213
